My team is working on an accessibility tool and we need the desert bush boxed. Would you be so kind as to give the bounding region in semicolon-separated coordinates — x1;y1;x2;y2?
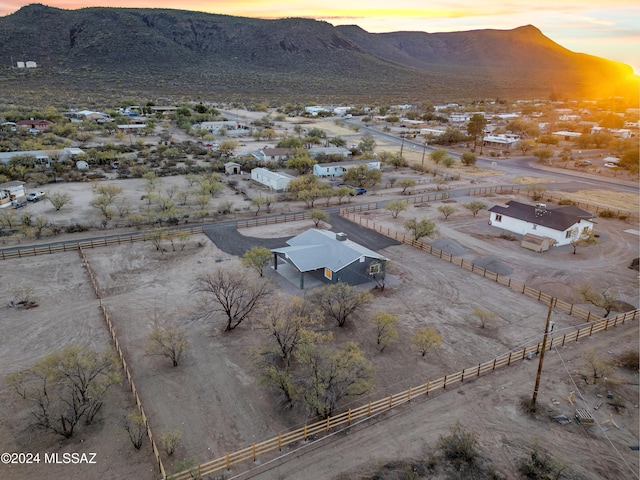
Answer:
618;349;639;370
161;429;182;455
437;421;479;466
519;444;567;479
557;198;576;205
598;209;616;218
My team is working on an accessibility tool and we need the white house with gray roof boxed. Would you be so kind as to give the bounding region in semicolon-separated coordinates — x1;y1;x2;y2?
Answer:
488;201;594;247
272;229;387;289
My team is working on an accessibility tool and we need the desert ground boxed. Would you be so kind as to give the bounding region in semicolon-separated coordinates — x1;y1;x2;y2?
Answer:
0;165;638;480
1;110;639;480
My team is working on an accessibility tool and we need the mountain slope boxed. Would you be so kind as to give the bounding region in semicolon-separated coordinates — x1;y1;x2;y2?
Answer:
0;4;636;103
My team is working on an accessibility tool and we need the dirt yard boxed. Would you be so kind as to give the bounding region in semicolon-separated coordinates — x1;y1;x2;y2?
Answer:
1;196;638;480
0;148;639;480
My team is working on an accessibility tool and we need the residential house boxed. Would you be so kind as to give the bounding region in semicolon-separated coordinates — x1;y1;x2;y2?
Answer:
0;148;85;166
250;168;295;191
482;134;521;151
251;148;294;163
17;119;52;132
0;181;26;208
313;159;381;178
307;146;352;159
488;201;594;247
272;229;388;289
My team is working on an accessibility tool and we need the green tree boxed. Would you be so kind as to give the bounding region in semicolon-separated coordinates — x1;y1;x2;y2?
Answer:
358;133;376;153
310;282;373;327
532;147;553;164
411;327;442;356
437;204;456;220
466;114;487;152
286;155;317;175
251;196;268;216
342;165;382;187
430;148;448;164
373;312;400;352
7;345;120;438
460;152;477;166
515;139;537;155
568;228;598;254
385;199;408;218
145;324;189;367
463;201;487;217
241;246;272;277
404;217;438;240
395;178;416;194
297;341;374;417
335;185;353;205
309;209;330;227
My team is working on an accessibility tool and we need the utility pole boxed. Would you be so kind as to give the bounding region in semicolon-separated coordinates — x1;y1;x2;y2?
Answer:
531;298;555;410
399;133;405;157
421;140;428;167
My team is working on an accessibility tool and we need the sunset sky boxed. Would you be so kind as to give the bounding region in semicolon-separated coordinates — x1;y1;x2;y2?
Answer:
2;0;639;72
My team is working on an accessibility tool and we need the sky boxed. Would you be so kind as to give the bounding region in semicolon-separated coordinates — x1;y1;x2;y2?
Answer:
1;0;639;72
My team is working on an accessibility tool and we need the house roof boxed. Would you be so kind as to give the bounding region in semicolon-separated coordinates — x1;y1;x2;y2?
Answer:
272;229;386;273
488;201;593;231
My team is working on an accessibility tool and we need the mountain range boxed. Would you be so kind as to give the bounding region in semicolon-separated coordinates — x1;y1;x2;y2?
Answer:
0;4;637;104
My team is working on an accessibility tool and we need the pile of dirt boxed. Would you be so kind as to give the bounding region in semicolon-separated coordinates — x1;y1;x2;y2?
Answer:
430;238;468;257
472;255;514;276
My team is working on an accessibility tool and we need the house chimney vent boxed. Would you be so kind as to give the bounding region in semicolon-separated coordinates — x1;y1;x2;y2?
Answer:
336;232;347;241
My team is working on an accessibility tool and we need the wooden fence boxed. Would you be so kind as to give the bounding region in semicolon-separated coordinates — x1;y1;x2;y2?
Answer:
340;210;599;322
79;248;166;479
236;212;311;229
167;308;638;480
0;226;205;261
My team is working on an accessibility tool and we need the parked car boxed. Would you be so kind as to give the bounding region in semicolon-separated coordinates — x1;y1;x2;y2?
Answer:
604;162;617;168
347;186;367;195
26;191;45;202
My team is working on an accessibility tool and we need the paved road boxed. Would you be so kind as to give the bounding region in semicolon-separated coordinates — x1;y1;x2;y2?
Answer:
346;119;639;193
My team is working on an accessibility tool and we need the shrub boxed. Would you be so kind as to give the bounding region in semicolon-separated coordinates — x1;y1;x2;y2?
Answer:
557;199;576;205
519;445;567;479
598;209;616;218
437;421;479;466
618;349;639;370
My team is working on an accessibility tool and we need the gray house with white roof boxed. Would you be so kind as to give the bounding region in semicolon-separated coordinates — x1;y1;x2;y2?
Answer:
271;229;387;289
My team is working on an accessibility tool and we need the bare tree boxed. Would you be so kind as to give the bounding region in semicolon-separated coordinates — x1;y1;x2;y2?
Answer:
472;306;497;329
193;269;272;331
122;412;146;449
145;324;188;367
578;284;618;317
310;282;373;327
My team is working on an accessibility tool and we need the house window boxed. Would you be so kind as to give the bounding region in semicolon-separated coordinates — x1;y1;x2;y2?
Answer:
495;214;502;222
324;268;332;280
532;224;537;230
582;227;590;234
369;263;381;275
565;230;573;238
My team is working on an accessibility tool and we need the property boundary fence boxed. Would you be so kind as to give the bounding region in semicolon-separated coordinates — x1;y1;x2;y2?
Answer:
340;209;600;322
78;247;166;479
167;308;638;480
0;226;205;260
236;212;311;228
